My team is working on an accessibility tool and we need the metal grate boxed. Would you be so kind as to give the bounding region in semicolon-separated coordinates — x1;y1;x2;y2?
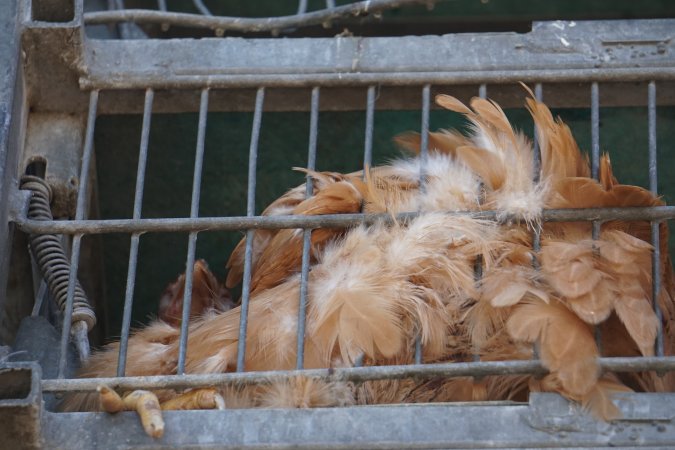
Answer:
3;0;675;447
18;81;675;395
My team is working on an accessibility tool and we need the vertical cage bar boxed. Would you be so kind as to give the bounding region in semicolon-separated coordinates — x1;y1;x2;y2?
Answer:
475;81;487;278
192;0;212;16
531;84;543;265
418;84;431;188
157;0;167;11
117;88;154;377
297;0;308;14
363;86;376;171
590;83;603;349
590;83;600;181
473;84;487;362
532;83;543;183
414;84;431;365
325;0;336;8
478;84;487;100
648;81;665;357
591;82;601;241
57;90;99;378
176;88;209;375
296;87;320;370
236;87;266;372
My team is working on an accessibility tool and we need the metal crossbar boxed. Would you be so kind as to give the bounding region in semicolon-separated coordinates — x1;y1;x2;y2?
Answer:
15;207;675;235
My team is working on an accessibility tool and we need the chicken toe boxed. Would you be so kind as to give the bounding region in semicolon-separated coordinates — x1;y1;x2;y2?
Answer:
161;388;226;411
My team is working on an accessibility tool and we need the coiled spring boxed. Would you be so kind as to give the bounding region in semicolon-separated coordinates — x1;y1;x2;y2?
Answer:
21;175;96;354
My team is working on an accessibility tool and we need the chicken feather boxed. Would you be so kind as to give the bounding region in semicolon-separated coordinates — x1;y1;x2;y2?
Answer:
63;91;675;431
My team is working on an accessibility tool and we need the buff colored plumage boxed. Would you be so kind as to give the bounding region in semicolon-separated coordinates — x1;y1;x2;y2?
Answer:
63;89;675;433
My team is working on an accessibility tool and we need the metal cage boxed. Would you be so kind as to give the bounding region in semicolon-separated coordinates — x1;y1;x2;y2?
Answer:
2;0;675;448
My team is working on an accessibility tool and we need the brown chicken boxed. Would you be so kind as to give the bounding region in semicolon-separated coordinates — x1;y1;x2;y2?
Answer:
157;259;233;327
62;89;675;436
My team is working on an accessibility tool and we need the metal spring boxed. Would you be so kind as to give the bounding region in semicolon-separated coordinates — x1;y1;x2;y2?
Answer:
20;175;97;333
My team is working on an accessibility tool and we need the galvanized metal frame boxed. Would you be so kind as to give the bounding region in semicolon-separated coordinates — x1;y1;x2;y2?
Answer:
3;1;675;446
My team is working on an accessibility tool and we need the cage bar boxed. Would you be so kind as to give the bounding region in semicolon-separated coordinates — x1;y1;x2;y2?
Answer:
43;356;675;393
591;82;601;241
296;86;320;370
362;86;376;171
531;83;543;269
5;4;675;446
192;0;212;16
117;88;154;377
411;84;432;365
176;88;209;375
56;90;99;378
236;87;266;372
16;207;675;236
472;84;487;363
648;81;665;357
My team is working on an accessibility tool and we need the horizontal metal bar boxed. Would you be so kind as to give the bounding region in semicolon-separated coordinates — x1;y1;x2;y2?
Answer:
42;356;675;393
83;0;437;32
86;82;675;115
14;206;675;235
40;393;675;449
81;67;675;90
81;20;675;91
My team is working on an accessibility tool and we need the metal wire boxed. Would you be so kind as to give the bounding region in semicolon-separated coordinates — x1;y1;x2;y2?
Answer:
43;356;675;393
17;206;675;236
177;88;210;375
531;83;543;269
81;68;675;91
473;83;487;363
85;0;437;33
591;82;601;241
236;87;266;372
590;82;603;350
648;81;665;358
192;0;212;16
117;88;154;377
57;90;99;378
363;86;376;171
413;84;431;365
296;87;320;370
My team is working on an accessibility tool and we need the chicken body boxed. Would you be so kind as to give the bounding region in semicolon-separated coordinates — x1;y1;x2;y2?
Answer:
64;92;675;421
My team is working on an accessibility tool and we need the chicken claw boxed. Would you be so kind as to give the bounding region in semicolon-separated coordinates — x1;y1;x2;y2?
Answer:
161;388;226;411
97;384;124;413
96;385;165;438
123;390;165;438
